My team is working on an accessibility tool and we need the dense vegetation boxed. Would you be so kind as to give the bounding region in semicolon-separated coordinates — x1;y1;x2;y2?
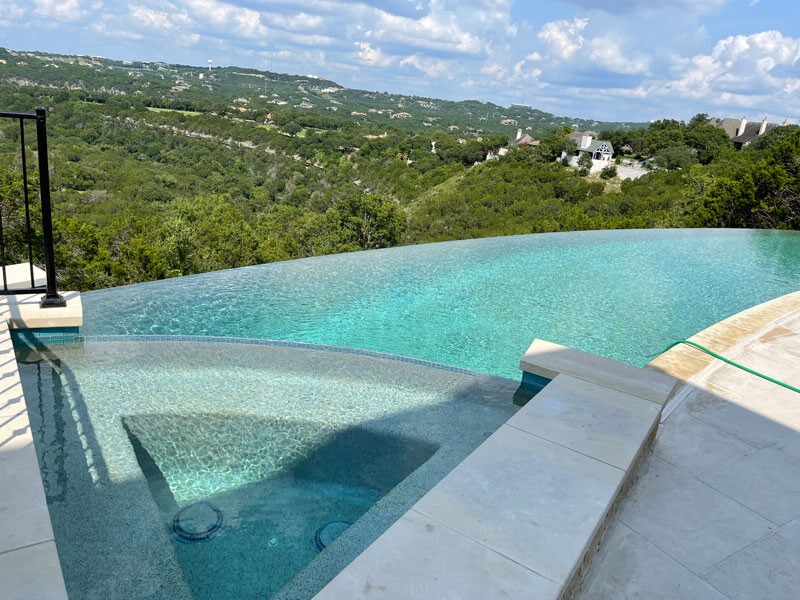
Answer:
0;48;798;292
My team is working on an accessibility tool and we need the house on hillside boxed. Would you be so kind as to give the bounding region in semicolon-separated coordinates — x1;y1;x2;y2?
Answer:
710;115;788;149
560;133;614;172
569;133;613;161
508;128;538;149
486;129;540;161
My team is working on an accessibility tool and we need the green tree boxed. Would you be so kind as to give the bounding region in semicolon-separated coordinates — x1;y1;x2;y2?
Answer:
330;194;407;249
654;146;697;171
577;152;593;174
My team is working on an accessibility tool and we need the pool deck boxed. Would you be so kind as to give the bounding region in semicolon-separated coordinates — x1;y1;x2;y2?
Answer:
581;290;800;599
0;292;81;600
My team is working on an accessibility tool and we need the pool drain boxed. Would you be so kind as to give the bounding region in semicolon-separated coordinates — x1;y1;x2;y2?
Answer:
172;502;224;543
314;521;352;552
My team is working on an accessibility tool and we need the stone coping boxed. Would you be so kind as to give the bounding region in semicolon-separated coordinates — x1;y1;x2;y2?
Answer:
646;290;800;417
520;339;678;405
0;291;83;329
0;292;81;600
314;347;664;599
0;320;68;600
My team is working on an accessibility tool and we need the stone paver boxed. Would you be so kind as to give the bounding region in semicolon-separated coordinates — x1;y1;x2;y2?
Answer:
700;433;800;525
520;339;677;405
413;423;624;584
581;523;728;600
702;517;800;600
508;374;660;470
0;541;69;600
0;299;78;600
620;456;773;573
313;509;560;599
580;296;800;600
0;410;55;554
654;410;753;475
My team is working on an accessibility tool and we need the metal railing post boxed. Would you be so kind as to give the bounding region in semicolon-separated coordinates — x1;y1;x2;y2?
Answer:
34;107;66;308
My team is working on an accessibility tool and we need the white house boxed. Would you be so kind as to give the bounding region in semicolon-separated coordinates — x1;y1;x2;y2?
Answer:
561;134;614;173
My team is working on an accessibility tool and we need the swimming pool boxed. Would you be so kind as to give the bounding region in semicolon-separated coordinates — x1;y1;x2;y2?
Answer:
18;341;519;600
82;229;800;377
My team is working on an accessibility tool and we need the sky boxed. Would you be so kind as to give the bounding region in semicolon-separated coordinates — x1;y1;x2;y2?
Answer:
1;0;798;122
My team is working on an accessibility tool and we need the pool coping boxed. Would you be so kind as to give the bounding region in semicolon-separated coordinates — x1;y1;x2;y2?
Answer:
0;292;82;600
646;289;800;420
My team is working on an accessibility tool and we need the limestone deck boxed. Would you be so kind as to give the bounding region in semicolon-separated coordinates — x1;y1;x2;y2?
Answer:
580;291;800;600
313;348;669;599
0;292;81;600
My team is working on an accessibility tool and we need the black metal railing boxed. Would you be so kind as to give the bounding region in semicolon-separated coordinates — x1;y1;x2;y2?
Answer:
0;107;65;307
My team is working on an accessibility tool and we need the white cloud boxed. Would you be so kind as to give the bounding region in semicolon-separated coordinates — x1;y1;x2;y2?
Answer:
400;54;449;77
586;38;650;74
538;17;587;59
512;57;542;81
128;5;191;31
0;2;25;23
264;12;322;31
665;30;800;98
92;21;143;39
185;0;268;39
355;41;393;66
480;63;506;78
557;0;726;15
32;0;85;21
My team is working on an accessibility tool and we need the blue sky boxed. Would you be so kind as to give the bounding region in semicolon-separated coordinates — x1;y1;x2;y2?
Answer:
1;0;798;122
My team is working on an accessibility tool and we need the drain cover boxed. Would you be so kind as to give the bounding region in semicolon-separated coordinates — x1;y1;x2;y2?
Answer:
173;502;224;543
314;521;352;552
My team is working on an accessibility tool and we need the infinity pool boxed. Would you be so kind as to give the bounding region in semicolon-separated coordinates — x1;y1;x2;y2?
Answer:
82;229;800;377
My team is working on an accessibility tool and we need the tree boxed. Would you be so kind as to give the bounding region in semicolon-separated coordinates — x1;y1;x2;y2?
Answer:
535;131;577;163
283;121;302;136
577;152;593;174
684;125;733;164
654;146;697;171
330;194;407;249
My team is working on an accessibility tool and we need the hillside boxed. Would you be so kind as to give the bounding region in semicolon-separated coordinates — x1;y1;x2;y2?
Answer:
0;47;644;138
0;46;798;293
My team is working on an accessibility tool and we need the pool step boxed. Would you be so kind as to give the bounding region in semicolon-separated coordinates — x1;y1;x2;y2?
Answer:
312;340;670;599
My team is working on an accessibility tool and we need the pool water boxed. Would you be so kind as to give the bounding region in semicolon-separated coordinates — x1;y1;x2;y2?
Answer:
82;229;800;377
17;341;519;600
127;413;437;600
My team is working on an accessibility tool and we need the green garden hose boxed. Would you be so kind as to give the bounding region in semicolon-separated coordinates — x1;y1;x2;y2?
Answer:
658;340;800;395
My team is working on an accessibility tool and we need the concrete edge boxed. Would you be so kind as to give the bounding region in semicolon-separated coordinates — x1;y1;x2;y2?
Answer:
558;421;659;600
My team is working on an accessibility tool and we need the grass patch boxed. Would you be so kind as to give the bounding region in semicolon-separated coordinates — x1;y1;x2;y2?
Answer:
146;107;202;116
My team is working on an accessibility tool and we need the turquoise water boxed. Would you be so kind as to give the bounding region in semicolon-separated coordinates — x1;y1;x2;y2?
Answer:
18;341;519;600
83;229;800;377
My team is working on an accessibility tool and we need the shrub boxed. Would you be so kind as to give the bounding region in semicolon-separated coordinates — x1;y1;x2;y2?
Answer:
600;165;618;179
